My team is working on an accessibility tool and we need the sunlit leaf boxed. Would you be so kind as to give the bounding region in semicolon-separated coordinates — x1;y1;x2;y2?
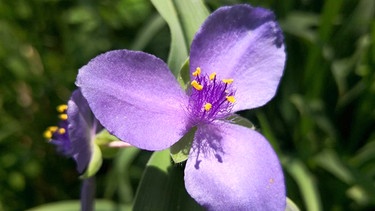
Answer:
284;158;322;211
170;127;196;163
285;197;300;211
177;58;191;89
151;0;209;76
151;0;188;76
227;114;255;130
173;0;209;46
133;150;203;210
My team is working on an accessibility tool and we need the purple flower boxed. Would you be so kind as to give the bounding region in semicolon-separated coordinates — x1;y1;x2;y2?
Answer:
77;4;286;210
44;89;103;174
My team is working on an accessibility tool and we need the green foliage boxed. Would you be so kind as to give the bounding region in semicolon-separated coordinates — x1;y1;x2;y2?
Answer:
0;0;374;210
133;150;203;211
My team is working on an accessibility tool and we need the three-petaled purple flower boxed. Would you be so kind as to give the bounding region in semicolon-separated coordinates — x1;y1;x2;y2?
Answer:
77;4;286;210
45;89;103;174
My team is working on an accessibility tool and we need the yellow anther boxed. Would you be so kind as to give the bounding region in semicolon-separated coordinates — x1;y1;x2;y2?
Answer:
204;103;212;111
43;126;58;139
191;80;203;91
192;67;201;76
59;114;68;120
226;96;236;103
43;130;53;139
48;126;58;132
209;72;217;80
222;78;234;84
58;128;66;134
57;104;68;113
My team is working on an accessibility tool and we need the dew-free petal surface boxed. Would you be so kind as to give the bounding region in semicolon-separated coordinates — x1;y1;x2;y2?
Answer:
185;122;285;210
77;50;189;150
68;89;99;173
190;4;285;111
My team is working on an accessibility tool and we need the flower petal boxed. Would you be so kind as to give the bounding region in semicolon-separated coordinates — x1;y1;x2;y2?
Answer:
185;122;285;210
76;50;189;150
68;89;101;173
190;4;285;111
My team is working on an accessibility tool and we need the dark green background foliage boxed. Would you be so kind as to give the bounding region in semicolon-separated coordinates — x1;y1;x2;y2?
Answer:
0;0;374;210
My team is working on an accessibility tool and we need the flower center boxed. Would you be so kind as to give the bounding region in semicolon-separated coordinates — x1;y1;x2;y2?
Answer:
44;104;73;155
188;67;236;125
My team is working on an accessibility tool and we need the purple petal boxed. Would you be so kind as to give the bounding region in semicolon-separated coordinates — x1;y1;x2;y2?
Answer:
190;5;286;111
76;50;189;150
185;122;285;210
68;89;101;173
49;120;72;157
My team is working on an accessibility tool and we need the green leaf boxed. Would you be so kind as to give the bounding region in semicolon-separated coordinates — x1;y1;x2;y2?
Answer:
177;58;191;89
151;0;188;76
226;115;255;130
104;147;141;204
95;129;122;158
314;149;354;184
256;111;281;153
284;157;322;211
285;197;300;211
280;12;319;43
95;129;122;145
131;14;166;51
133;150;203;210
173;0;209;46
27;199;122;211
170;127;196;163
80;144;103;179
150;0;209;76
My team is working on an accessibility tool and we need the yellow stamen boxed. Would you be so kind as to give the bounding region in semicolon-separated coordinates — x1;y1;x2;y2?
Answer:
58;128;66;134
204;103;212;111
43;130;53;139
222;78;234;84
57;104;68;113
191;80;203;91
209;72;217;80
192;67;201;76
226;96;236;103
59;114;68;120
43;126;58;139
48;126;58;132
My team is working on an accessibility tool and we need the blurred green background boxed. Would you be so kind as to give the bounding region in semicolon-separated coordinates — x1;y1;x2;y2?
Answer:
0;0;374;210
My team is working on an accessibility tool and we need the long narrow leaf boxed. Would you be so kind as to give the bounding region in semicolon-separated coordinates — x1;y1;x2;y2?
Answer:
285;158;322;211
133;150;203;210
151;0;209;76
151;0;188;76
